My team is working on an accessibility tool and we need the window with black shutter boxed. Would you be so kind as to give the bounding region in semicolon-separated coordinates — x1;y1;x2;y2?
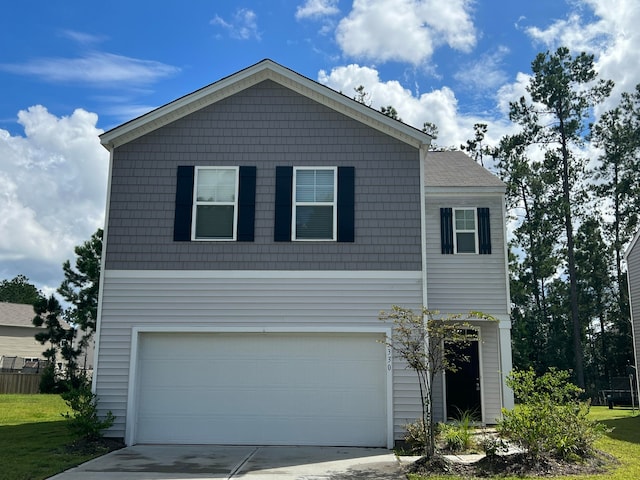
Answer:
173;165;256;242
440;207;491;254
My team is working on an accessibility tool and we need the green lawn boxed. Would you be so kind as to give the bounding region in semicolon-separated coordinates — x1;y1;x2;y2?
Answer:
0;394;111;480
409;406;640;480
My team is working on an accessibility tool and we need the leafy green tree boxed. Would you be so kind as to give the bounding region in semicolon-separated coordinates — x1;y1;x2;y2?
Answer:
0;275;44;305
505;47;614;388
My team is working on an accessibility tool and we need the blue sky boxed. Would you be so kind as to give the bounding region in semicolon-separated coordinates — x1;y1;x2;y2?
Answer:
1;0;639;295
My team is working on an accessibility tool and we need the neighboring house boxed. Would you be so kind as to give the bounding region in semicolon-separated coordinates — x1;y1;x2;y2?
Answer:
0;302;51;369
624;231;640;402
0;301;93;373
95;59;513;448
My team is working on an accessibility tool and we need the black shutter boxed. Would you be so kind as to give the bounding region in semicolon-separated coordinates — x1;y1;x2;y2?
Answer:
337;167;355;242
274;166;293;242
440;207;453;254
477;207;492;254
237;166;256;241
173;166;194;241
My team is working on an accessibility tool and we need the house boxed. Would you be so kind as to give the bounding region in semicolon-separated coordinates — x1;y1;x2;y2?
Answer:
95;59;513;448
0;301;92;373
0;302;48;368
624;231;640;403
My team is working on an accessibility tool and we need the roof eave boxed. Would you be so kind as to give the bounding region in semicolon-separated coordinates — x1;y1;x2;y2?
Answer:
425;185;506;196
100;59;432;151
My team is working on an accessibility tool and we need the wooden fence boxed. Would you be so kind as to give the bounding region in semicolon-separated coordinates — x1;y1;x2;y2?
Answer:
0;372;42;394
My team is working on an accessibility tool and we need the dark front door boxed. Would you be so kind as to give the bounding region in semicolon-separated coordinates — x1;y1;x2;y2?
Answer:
445;339;481;420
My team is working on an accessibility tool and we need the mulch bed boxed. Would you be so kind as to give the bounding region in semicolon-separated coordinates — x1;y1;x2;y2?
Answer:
408;451;618;477
65;437;125;456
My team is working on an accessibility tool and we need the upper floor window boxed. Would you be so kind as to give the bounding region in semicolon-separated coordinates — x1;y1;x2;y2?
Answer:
454;208;477;253
274;166;354;243
440;207;491;255
193;167;239;240
173;165;256;242
293;167;337;241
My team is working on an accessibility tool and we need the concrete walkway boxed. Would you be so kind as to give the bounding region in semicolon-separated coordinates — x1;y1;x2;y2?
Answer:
48;445;407;480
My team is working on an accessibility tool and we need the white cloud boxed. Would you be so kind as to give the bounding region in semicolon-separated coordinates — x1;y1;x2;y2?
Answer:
59;29;108;45
296;0;340;19
211;8;261;40
0;106;108;292
318;64;514;149
0;52;179;86
335;0;476;65
454;46;510;93
524;0;640;107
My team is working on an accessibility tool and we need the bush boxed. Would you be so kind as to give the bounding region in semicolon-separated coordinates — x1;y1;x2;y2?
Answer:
39;363;58;394
61;383;115;441
439;409;478;452
404;419;429;454
497;368;608;459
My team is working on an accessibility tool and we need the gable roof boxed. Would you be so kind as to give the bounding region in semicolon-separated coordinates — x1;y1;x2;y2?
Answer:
625;229;640;262
0;302;70;329
0;302;38;328
100;59;432;151
425;150;506;193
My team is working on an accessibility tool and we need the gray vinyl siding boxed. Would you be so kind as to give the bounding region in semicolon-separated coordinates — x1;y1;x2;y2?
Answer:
628;241;640;387
425;194;508;316
104;80;422;272
96;271;423;440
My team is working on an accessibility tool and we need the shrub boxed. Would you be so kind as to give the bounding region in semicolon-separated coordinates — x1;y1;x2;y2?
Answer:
497;368;608;460
39;363;58;394
439;409;478;452
61;383;115;441
404;419;429;454
480;434;509;457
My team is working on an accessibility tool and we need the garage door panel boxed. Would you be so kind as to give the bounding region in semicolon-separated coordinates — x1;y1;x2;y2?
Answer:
134;332;387;446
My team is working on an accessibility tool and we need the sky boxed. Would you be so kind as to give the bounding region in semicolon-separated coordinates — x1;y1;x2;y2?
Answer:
1;0;639;297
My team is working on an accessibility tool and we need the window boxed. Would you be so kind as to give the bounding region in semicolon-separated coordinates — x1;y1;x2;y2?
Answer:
454;208;477;253
274;166;354;242
173;166;256;242
440;207;491;254
192;167;239;240
293;167;337;240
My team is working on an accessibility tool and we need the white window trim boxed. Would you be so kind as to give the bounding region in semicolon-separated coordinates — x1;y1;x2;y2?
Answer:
453;207;478;254
292;166;337;241
191;166;239;241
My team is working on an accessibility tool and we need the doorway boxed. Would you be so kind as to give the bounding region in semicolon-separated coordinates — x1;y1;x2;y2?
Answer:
445;333;481;420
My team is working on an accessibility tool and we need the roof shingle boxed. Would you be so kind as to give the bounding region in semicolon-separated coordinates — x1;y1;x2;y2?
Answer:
425;151;505;189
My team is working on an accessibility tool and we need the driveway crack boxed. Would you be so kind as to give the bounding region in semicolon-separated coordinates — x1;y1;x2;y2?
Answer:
228;446;260;479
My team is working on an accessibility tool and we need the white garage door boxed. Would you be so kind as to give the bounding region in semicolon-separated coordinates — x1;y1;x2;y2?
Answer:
134;332;388;446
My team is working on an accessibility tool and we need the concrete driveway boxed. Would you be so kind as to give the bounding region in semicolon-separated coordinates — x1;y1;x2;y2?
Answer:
48;445;409;479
